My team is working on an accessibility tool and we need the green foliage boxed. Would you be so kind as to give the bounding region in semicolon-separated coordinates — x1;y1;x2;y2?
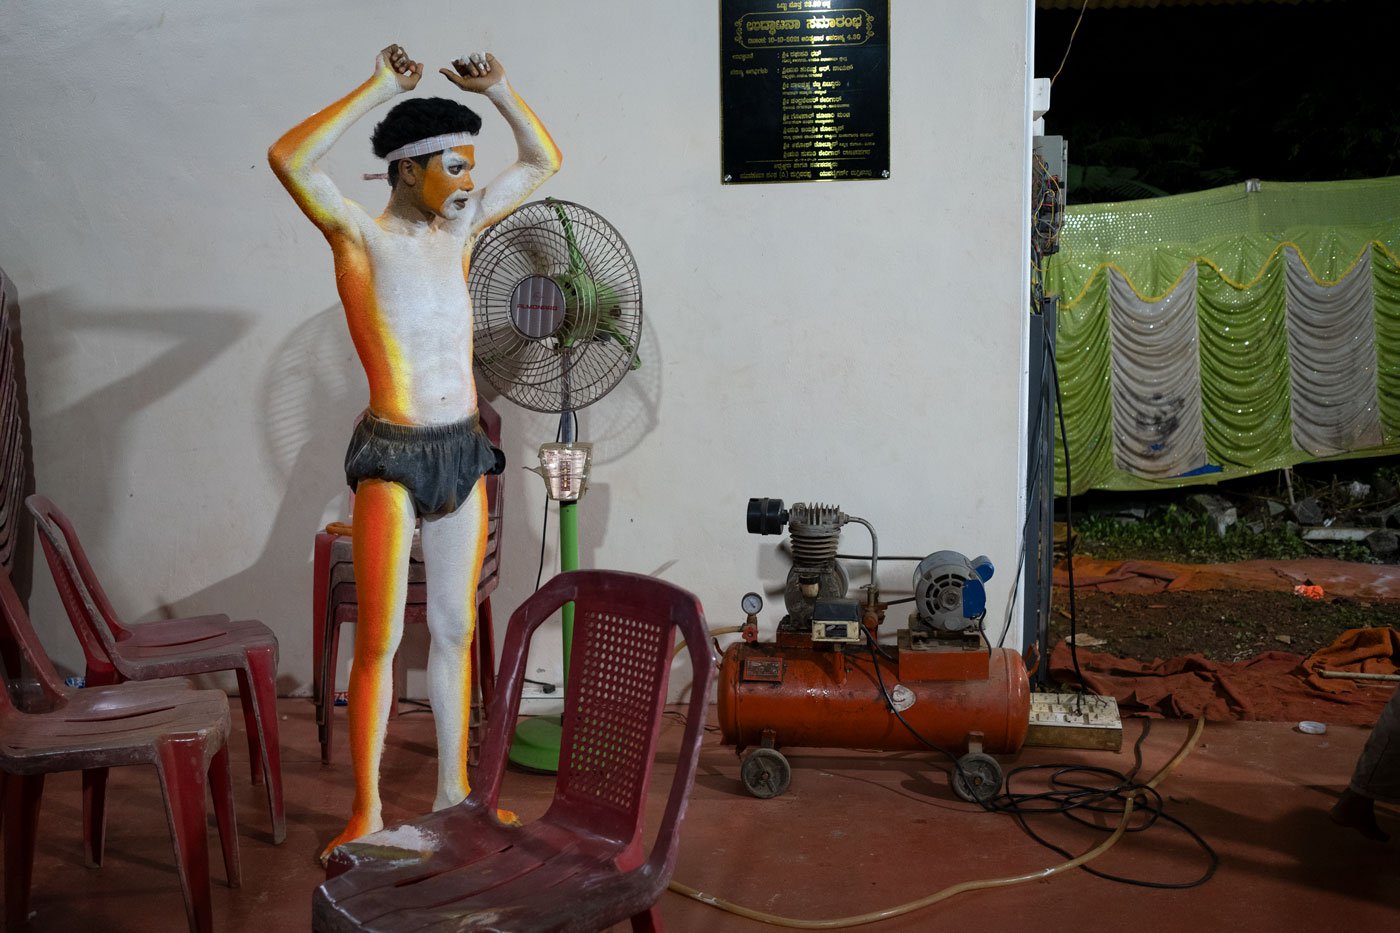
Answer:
1072;505;1374;564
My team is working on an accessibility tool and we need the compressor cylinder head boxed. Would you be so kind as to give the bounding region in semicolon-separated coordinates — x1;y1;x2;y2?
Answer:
787;503;846;573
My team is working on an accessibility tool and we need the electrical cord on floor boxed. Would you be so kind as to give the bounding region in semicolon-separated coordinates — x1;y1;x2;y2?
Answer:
676;626;1212;889
984;718;1219;889
663;624;1216;905
667;718;1208;928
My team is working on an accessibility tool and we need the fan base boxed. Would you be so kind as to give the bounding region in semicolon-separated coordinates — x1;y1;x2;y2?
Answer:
507;715;562;773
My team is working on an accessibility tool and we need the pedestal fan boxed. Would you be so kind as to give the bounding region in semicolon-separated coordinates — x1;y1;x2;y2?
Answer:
469;197;643;771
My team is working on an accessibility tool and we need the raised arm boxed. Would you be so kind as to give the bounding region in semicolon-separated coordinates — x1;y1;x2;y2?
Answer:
441;54;562;234
268;45;422;239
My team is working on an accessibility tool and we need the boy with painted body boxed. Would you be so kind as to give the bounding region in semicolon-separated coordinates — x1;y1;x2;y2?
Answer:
269;44;560;859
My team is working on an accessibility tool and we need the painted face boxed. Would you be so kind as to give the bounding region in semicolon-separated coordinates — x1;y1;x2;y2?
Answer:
421;144;476;218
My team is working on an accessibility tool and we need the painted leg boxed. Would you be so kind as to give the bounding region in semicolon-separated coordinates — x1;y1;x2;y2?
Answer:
420;479;497;812
319;479;414;863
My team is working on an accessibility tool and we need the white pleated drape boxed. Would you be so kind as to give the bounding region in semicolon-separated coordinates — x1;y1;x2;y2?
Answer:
1107;265;1208;478
1283;247;1383;456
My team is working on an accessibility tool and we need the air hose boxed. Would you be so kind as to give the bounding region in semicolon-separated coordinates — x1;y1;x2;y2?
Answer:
666;717;1207;929
674;626;745;660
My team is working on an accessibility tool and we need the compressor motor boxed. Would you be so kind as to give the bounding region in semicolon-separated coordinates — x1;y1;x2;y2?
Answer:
721;497;1031;801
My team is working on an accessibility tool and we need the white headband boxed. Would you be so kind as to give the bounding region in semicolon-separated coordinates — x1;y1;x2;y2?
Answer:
382;131;476;163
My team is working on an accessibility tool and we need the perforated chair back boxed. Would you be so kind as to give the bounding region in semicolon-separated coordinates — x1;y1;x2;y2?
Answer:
477;570;714;862
554;602;674;839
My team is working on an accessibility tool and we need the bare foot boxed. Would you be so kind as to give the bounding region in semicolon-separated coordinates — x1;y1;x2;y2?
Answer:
1330;789;1390;842
319;812;385;865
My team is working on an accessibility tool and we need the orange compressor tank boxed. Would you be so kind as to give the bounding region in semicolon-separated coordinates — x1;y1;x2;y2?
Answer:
717;639;1030;755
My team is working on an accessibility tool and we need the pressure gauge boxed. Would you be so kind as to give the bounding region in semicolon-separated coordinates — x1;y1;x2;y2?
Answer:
741;592;764;616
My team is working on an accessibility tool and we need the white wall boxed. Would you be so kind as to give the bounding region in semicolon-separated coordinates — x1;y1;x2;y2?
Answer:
0;2;1033;702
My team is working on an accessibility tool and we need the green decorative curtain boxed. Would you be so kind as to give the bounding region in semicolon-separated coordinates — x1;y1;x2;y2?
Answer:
1044;176;1400;495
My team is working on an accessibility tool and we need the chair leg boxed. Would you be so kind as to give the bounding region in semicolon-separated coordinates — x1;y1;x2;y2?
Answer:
321;615;342;765
312;534;333;706
629;905;665;932
242;647;286;844
155;736;214;933
234;669;263;786
208;744;241;888
475;597;497;723
81;767;109;867
4;773;45;931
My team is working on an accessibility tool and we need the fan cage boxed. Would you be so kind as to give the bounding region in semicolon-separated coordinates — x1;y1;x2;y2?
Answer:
470;199;642;413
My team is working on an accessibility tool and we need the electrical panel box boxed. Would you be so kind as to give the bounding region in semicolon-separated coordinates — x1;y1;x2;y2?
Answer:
810;598;862;643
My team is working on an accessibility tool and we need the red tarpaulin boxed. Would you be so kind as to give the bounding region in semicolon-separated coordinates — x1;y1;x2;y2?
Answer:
1051;626;1399;724
1054;556;1400;599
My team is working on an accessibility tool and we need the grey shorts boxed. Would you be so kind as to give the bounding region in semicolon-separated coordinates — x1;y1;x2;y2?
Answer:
344;410;504;518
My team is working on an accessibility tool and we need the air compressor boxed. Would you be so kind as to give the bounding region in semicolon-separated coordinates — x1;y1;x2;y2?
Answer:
718;498;1031;801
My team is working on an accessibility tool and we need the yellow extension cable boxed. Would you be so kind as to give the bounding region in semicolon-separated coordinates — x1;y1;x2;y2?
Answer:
667;717;1207;929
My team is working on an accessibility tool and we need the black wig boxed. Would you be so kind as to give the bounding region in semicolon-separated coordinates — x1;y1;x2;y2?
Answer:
371;97;482;186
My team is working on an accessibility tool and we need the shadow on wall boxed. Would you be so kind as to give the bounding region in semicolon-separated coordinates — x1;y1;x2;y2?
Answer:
575;316;662;468
175;304;364;696
24;291;666;696
24;289;255;544
21;291;256;674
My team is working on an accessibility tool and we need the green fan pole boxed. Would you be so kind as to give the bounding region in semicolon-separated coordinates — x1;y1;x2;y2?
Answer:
559;499;579;685
507;413;580;774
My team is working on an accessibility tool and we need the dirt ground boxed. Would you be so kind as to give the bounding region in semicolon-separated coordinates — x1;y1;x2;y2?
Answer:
1048;587;1400;663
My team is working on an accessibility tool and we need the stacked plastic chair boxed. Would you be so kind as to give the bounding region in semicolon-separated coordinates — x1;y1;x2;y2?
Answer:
0;564;240;932
27;494;286;843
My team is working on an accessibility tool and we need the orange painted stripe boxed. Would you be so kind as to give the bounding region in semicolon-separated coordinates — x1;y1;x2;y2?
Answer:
347;481;413;806
336;247;411;419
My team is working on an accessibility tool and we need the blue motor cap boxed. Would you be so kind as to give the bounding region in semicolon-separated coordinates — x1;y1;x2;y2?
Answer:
961;555;995;618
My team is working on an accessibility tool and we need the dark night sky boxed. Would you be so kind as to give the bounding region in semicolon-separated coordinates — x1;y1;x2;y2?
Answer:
1035;0;1400;202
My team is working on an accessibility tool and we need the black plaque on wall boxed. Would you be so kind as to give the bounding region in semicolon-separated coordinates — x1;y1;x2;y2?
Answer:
721;1;889;185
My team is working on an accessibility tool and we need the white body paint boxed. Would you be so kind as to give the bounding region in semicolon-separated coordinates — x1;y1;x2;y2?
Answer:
269;48;560;858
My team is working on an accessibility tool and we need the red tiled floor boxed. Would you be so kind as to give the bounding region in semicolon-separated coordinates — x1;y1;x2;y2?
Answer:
10;698;1399;931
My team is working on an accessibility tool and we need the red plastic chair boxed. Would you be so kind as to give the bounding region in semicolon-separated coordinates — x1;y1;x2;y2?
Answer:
313;569;714;933
25;494;286;843
0;565;240;933
311;399;505;765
